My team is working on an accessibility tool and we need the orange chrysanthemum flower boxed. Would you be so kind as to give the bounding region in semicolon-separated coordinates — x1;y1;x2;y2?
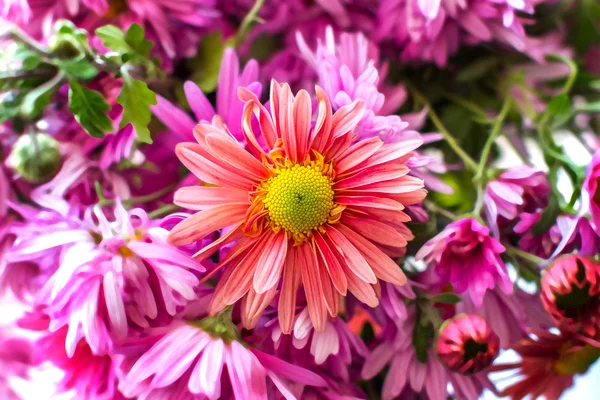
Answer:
168;80;426;332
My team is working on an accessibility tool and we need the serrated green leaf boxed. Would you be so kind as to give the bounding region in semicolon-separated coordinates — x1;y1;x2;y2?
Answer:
56;58;98;80
117;71;156;143
431;292;462;305
68;80;113;138
21;55;41;70
95;25;130;54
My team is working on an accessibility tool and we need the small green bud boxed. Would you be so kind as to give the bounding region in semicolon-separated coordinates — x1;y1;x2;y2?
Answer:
48;35;83;60
7;133;62;183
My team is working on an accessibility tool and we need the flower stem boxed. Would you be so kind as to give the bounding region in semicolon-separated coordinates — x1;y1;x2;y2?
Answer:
471;97;512;216
505;246;545;268
234;0;265;47
147;204;180;219
410;86;478;172
423;200;458;221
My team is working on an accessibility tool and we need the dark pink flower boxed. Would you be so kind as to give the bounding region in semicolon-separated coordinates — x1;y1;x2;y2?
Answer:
436;314;499;375
416;218;512;307
541;255;600;339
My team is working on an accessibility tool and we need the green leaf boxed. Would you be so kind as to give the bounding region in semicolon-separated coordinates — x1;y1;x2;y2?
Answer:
95;25;130;54
68;80;113;138
532;192;560;235
547;94;571;116
117;71;156;143
187;31;231;93
22;55;41;70
56;58;98;80
431;292;462;305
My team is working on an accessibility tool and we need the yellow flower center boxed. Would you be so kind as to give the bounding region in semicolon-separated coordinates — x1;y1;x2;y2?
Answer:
263;163;335;238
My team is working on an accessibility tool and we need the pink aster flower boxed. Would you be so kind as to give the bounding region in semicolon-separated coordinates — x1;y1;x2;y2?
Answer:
541;255;600;340
583;149;600;235
362;305;492;400
484;166;550;237
118;319;327;399
152;47;261;142
457;287;551;348
0;332;37;400
36;323;124;400
168;80;426;332
7;201;205;356
416;217;512;307
436;314;500;375
296;26;412;141
375;0;547;66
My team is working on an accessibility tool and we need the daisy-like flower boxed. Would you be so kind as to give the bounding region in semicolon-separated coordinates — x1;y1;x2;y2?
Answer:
7;202;205;356
541;255;600;339
416;217;513;307
483;166;550;237
491;330;600;400
436;314;500;375
168;80;426;332
118;318;327;399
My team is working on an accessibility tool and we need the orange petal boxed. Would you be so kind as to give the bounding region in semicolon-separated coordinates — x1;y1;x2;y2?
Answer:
168;204;247;246
253;231;288;294
278;247;302;334
326;226;377;284
299;243;327;331
337;224;407;286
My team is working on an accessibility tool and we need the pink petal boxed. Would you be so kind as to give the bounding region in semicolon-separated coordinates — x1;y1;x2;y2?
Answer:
253;231;288;294
299;243;328;331
326;226;377;284
205;134;270;180
278;247;302;334
174;186;249;210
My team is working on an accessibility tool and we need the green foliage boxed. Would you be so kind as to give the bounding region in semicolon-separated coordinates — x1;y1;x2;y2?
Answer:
431;293;462;305
187;31;234;93
68;80;113;138
117;70;157;143
569;0;600;54
95;24;155;67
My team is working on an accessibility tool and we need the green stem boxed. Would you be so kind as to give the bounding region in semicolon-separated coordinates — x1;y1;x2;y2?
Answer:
506;245;545;269
234;0;265;47
423;200;458;221
410;86;478;172
443;93;489;119
147;204;180;219
98;183;179;208
471;97;512;216
2;24;52;58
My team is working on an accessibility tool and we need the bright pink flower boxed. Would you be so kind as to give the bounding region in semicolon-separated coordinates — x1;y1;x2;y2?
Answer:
484;166;550;236
37;325;125;400
0;332;37;400
362;305;491;400
584;149;600;234
416;218;512;307
8;202;205;356
152;48;261;142
118;320;327;399
541;255;600;339
375;0;548;66
168;80;425;332
457;287;551;348
436;314;499;375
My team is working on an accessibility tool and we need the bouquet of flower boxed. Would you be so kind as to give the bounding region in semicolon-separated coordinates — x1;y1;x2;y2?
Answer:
0;0;599;399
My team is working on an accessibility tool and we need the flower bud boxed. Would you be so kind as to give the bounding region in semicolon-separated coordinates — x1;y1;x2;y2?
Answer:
436;314;499;375
7;133;61;183
541;254;600;338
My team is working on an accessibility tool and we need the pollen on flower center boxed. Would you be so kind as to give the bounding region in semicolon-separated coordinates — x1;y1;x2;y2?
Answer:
263;164;335;237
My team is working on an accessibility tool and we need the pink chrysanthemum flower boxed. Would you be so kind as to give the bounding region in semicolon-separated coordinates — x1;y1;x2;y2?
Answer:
436;314;500;375
583;149;600;235
457;287;552;348
118;319;327;399
484;166;550;237
375;0;548;66
8;202;205;356
168;80;426;332
541;255;600;339
416;217;512;307
0;332;37;400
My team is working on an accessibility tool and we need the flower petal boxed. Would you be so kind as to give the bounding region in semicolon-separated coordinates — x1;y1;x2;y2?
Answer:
253;231;288;294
